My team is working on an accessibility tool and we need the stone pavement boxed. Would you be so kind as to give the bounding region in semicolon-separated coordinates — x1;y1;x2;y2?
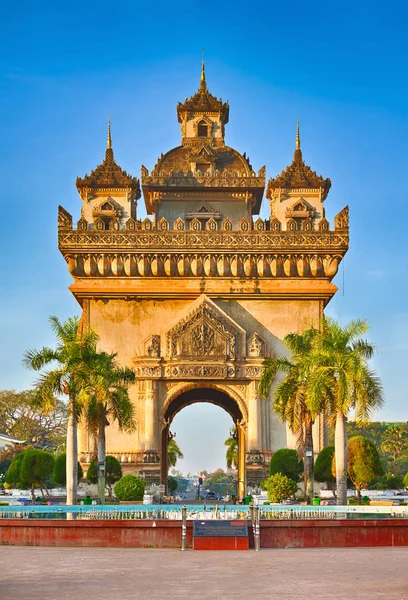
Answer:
1;547;408;600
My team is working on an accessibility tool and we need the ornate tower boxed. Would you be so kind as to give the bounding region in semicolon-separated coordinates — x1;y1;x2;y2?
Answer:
58;65;348;495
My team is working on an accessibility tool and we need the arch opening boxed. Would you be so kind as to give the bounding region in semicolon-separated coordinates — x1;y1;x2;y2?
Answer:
161;387;246;499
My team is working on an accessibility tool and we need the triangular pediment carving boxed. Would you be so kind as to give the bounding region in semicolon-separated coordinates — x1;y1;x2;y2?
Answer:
93;197;122;216
165;295;245;360
141;334;161;358
189;143;216;159
247;333;265;358
185;200;221;220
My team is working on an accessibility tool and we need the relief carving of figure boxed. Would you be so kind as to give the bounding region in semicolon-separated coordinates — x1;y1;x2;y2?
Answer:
249;336;262;357
191;321;215;355
147;336;160;358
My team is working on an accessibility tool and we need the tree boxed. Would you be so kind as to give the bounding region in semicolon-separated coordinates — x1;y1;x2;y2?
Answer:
345;436;384;504
269;449;303;481
224;426;238;469
52;452;83;485
84;351;136;504
381;425;408;461
373;474;404;490
314;446;336;496
86;455;122;499
5;452;25;487
19;450;55;501
260;327;323;503
262;473;298;503
6;449;54;500
23;315;100;505
0;443;29;478
114;474;146;501
307;318;384;505
203;469;235;496
168;439;183;468
0;390;67;450
167;476;178;495
393;453;408;477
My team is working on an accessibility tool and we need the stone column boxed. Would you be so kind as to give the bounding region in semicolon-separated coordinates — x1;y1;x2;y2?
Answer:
238;423;246;499
247;381;262;450
144;380;159;451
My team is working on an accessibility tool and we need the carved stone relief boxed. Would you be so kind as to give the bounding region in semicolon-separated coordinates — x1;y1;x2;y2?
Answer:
247;333;265;358
142;334;161;358
165;296;245;360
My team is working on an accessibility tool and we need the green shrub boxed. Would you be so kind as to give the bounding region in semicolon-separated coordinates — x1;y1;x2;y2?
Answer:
403;472;408;489
20;450;54;495
314;446;335;486
373;474;403;490
385;474;404;489
270;449;303;481
52;453;83;485
167;476;178;495
347;436;384;504
373;481;387;490
348;497;358;505
5;453;25;485
262;473;298;503
392;454;408;477
86;456;122;485
114;474;146;501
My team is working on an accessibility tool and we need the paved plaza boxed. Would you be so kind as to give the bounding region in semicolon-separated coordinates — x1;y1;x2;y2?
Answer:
1;547;408;599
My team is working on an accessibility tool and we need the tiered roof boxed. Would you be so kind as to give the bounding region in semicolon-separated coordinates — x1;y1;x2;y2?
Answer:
267;122;331;200
76;119;140;199
177;59;229;124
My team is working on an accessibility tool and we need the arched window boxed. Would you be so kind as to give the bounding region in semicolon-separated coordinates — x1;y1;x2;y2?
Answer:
198;120;208;137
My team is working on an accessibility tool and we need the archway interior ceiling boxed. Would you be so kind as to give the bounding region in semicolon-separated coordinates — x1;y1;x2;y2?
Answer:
165;388;243;424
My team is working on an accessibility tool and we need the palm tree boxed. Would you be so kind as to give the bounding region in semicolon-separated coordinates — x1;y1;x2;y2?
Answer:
381;425;408;461
260;327;323;503
307;318;384;505
224;427;238;470
85;351;136;504
168;438;183;468
23;316;99;505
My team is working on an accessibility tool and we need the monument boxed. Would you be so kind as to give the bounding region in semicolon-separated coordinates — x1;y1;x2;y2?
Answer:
58;60;348;495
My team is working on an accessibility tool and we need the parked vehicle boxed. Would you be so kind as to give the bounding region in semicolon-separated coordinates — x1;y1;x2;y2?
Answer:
205;491;217;500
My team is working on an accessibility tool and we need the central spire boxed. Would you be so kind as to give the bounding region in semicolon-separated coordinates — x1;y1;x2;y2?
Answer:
107;115;112;149
105;115;114;162
200;48;206;88
294;118;302;162
296;117;300;150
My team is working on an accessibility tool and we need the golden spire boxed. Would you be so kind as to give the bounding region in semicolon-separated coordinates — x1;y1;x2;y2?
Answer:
200;48;206;86
296;117;300;150
107;115;112;149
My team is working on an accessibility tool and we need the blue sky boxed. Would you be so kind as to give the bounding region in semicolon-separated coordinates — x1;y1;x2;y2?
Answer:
1;1;407;473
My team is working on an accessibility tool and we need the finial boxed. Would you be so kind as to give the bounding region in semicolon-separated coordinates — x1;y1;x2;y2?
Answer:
200;48;206;85
107;115;112;149
296;117;300;150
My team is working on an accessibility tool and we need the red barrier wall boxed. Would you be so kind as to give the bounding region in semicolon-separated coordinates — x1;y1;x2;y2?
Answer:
1;519;408;549
0;520;192;548
260;519;408;548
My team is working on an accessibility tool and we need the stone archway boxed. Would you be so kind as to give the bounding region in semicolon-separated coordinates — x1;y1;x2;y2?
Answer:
161;386;247;499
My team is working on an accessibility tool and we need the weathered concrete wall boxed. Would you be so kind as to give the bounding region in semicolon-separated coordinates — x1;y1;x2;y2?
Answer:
80;296;322;457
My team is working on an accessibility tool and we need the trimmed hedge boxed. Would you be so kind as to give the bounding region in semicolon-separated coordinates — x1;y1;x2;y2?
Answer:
114;474;146;501
52;452;83;485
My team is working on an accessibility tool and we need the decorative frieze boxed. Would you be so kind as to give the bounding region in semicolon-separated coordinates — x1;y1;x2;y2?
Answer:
63;250;344;278
133;362;265;380
58;228;348;250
